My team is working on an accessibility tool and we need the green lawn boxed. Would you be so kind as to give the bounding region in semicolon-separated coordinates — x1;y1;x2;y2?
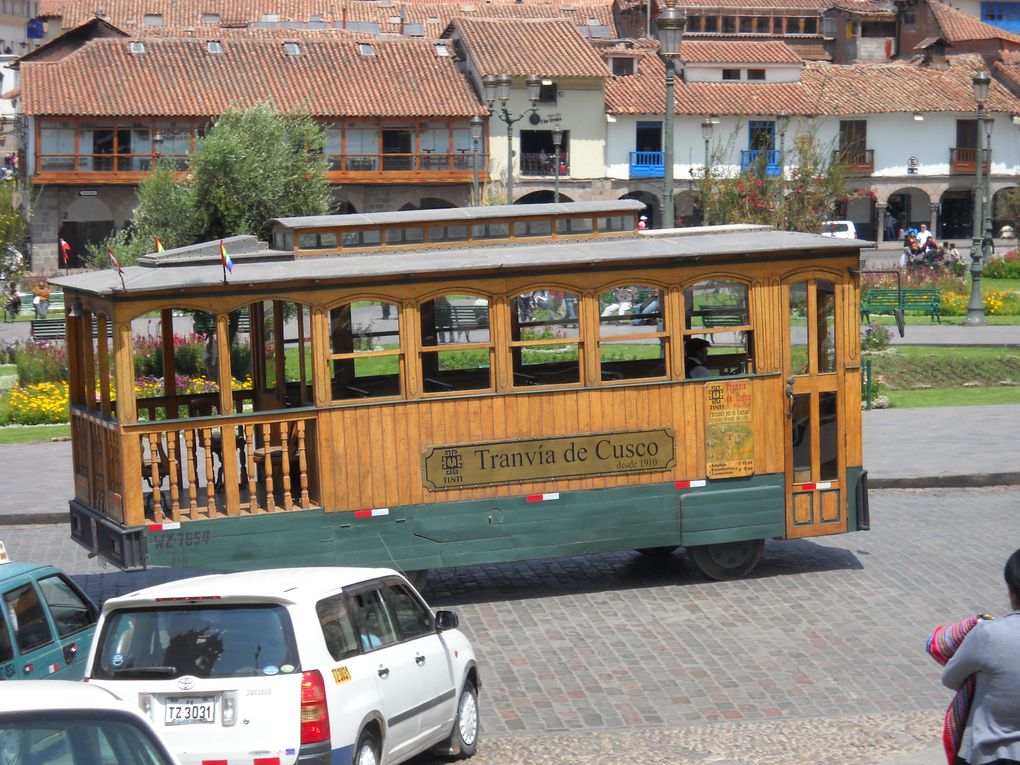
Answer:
0;423;71;445
885;387;1020;408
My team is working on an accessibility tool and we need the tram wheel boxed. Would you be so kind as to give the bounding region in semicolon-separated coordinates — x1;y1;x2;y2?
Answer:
635;546;677;557
688;539;764;581
405;569;429;591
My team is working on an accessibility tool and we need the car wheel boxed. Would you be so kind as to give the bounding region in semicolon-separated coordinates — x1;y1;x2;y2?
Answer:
448;681;479;759
354;729;380;765
688;539;764;581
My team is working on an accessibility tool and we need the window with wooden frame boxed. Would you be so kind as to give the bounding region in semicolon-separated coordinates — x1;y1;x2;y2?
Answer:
419;293;492;393
682;280;753;378
329;300;401;400
510;289;581;387
598;284;667;382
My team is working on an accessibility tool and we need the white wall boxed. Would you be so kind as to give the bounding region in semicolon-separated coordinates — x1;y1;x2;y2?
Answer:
683;63;802;83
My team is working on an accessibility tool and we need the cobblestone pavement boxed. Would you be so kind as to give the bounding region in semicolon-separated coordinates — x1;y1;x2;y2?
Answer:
4;486;1018;764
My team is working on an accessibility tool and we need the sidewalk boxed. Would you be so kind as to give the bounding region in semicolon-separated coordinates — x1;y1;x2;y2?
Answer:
1;402;1018;525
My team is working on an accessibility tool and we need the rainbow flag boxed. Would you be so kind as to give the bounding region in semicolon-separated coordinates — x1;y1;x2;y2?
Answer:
107;247;123;274
155;238;164;253
219;240;233;272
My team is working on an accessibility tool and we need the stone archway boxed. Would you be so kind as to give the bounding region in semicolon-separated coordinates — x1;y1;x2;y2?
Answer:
883;187;932;236
991;185;1020;237
938;187;975;240
514;190;576;205
620;190;658;228
59;197;116;268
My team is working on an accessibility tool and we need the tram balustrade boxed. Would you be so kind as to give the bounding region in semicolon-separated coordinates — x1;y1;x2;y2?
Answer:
123;411;319;526
70;409;124;522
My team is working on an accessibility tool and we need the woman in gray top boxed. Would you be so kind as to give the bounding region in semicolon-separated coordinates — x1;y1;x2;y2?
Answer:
942;549;1020;765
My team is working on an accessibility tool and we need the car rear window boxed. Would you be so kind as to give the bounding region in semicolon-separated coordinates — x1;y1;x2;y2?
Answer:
92;605;300;680
823;223;849;233
0;710;173;765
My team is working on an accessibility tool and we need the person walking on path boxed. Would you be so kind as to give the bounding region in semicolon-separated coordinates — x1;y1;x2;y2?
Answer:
936;548;1020;765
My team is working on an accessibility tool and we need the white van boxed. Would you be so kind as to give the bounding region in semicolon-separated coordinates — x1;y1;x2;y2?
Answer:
84;568;479;765
819;221;858;239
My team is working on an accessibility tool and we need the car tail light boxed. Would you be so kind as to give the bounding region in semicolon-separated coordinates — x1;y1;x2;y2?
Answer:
221;691;237;727
300;670;330;744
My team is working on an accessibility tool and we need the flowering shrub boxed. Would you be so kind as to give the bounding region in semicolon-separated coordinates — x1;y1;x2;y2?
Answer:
8;381;69;424
933;289;1017;316
861;323;890;352
984;250;1020;279
15;341;68;385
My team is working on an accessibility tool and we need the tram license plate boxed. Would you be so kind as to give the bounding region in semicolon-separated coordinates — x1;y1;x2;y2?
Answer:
165;696;215;725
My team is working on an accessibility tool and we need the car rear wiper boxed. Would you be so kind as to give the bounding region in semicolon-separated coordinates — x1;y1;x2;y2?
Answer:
112;665;177;676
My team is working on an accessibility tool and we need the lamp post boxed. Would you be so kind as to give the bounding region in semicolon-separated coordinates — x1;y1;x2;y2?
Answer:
482;72;541;204
552;120;562;203
469;115;484;206
775;111;789;170
701;117;713;225
656;0;685;229
967;70;990;326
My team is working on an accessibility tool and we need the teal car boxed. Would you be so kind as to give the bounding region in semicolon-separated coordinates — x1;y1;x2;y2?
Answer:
0;542;98;680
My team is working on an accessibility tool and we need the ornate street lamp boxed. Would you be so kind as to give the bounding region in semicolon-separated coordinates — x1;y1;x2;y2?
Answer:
469;115;484;206
701;117;713;225
967;70;990;325
552;120;563;204
656;0;685;229
482;72;541;204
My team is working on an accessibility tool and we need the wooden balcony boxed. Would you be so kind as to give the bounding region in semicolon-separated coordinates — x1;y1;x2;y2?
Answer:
32;154;190;186
831;148;874;175
324;151;485;185
950;147;989;174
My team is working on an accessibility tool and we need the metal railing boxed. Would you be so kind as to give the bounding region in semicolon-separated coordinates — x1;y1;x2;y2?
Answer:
520;152;569;177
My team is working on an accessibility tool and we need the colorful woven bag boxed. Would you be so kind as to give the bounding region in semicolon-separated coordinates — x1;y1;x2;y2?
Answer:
926;613;993;765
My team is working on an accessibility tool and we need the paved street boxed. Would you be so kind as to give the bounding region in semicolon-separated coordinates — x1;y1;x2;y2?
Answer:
3;486;1018;764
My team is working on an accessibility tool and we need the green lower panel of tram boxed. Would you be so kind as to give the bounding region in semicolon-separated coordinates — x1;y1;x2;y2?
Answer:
71;470;867;572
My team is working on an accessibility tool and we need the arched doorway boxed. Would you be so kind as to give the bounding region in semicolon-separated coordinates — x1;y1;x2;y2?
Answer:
884;187;931;237
59;197;115;268
620;190;658;228
514;190;576;205
332;200;357;215
991;186;1020;237
938;187;973;240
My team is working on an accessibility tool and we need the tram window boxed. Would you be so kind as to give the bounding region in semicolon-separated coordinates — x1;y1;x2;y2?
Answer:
556;216;594;236
791;393;812;484
386;226;424;245
429;224;468;243
684;280;748;330
297;232;338;250
817;280;836;373
471;222;510;241
598;285;666;381
597;215;630;232
513;218;552;238
819;392;838;481
329;301;401;400
419;294;492;393
510;289;580;386
341;229;382;249
789;282;809;375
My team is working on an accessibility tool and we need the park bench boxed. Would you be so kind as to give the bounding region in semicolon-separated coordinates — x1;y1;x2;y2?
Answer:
860;288;942;324
694;306;746;328
442;305;489;342
30;317;114;341
192;310;251;336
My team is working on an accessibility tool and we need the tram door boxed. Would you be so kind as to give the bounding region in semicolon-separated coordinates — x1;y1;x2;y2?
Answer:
783;278;847;538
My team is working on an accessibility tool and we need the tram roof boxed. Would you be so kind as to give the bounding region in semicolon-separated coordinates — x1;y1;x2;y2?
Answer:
52;224;867;299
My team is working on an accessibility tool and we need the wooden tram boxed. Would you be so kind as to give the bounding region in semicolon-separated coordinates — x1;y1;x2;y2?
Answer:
55;200;869;582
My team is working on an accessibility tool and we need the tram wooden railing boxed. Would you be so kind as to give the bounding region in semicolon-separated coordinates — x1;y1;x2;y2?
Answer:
135;389;257;421
70;408;126;523
124;409;319;526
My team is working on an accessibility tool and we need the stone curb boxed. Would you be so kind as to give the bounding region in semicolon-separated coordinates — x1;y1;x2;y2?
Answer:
3;474;1017;526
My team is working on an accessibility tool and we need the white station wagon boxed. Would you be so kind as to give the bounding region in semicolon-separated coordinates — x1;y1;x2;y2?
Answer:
83;568;479;765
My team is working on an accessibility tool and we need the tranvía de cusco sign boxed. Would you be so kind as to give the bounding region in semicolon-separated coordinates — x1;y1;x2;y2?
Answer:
422;429;675;490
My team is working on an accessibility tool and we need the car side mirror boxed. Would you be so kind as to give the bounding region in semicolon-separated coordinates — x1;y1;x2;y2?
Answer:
435;610;459;631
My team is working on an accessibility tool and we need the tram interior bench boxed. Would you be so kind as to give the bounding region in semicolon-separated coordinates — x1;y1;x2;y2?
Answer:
860;288;942;324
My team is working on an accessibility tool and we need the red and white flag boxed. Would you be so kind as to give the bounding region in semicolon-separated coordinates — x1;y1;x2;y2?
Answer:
107;246;124;274
59;238;71;265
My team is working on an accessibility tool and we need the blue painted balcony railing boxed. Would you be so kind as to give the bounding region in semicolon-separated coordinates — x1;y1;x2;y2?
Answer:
739;149;782;176
629;151;664;178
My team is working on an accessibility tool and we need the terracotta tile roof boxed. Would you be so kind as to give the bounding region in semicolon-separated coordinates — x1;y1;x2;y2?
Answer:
799;55;1020;114
993;55;1020;93
928;0;1020;44
674;0;877;9
606;49;1020;115
680;40;803;64
21;36;487;117
451;17;610;77
39;0;615;36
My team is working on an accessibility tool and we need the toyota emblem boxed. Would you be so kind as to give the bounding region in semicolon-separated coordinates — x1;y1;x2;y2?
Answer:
177;676;196;691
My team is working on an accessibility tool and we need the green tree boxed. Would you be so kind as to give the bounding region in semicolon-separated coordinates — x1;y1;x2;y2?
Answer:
90;102;331;268
694;127;862;233
0;182;29;283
